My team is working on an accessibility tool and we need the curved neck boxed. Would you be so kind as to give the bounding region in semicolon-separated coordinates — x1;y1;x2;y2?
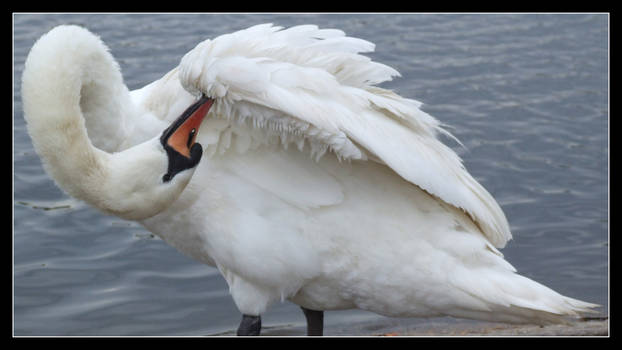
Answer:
22;26;127;202
21;25;181;220
23;25;200;221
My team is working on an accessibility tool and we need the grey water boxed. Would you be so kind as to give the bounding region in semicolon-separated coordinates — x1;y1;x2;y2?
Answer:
13;13;608;336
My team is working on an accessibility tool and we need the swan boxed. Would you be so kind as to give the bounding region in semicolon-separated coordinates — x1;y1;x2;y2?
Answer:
21;23;599;336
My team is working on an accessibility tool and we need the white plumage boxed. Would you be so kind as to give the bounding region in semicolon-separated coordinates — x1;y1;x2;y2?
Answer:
21;23;598;334
178;23;511;248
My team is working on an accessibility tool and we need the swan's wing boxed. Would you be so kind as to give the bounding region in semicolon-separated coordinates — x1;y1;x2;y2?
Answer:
179;23;512;248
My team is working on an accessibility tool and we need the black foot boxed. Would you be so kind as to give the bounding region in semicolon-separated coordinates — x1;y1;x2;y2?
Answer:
237;314;261;336
301;306;324;336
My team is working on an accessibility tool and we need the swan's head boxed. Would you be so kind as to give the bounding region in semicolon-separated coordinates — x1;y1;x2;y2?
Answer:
100;96;214;221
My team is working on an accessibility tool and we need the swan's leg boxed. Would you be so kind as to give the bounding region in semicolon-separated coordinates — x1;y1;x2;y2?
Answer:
301;307;324;336
237;314;261;336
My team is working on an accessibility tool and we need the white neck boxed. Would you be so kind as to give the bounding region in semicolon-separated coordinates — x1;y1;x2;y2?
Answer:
22;25;194;220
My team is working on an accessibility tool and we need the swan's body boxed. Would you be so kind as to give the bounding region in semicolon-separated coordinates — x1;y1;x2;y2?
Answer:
22;24;598;334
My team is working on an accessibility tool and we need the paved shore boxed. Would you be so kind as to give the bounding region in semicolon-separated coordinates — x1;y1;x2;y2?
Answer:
253;316;608;337
374;318;609;336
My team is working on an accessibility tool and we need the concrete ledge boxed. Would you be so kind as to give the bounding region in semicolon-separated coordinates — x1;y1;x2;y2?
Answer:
378;318;609;336
214;316;608;337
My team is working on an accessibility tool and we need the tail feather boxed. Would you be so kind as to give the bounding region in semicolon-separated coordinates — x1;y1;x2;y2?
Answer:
451;270;600;325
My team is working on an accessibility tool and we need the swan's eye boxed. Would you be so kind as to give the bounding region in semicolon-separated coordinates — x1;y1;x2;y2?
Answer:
187;128;196;148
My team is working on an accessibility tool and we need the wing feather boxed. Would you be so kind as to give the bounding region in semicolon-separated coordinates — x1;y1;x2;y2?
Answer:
179;24;511;247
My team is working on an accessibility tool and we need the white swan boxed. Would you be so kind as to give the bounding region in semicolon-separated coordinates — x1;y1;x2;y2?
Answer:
22;24;598;336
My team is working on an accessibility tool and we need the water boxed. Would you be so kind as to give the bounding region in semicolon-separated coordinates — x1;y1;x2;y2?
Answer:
13;13;608;336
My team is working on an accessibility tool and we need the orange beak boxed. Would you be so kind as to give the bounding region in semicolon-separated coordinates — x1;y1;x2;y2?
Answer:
160;95;214;183
166;97;214;158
